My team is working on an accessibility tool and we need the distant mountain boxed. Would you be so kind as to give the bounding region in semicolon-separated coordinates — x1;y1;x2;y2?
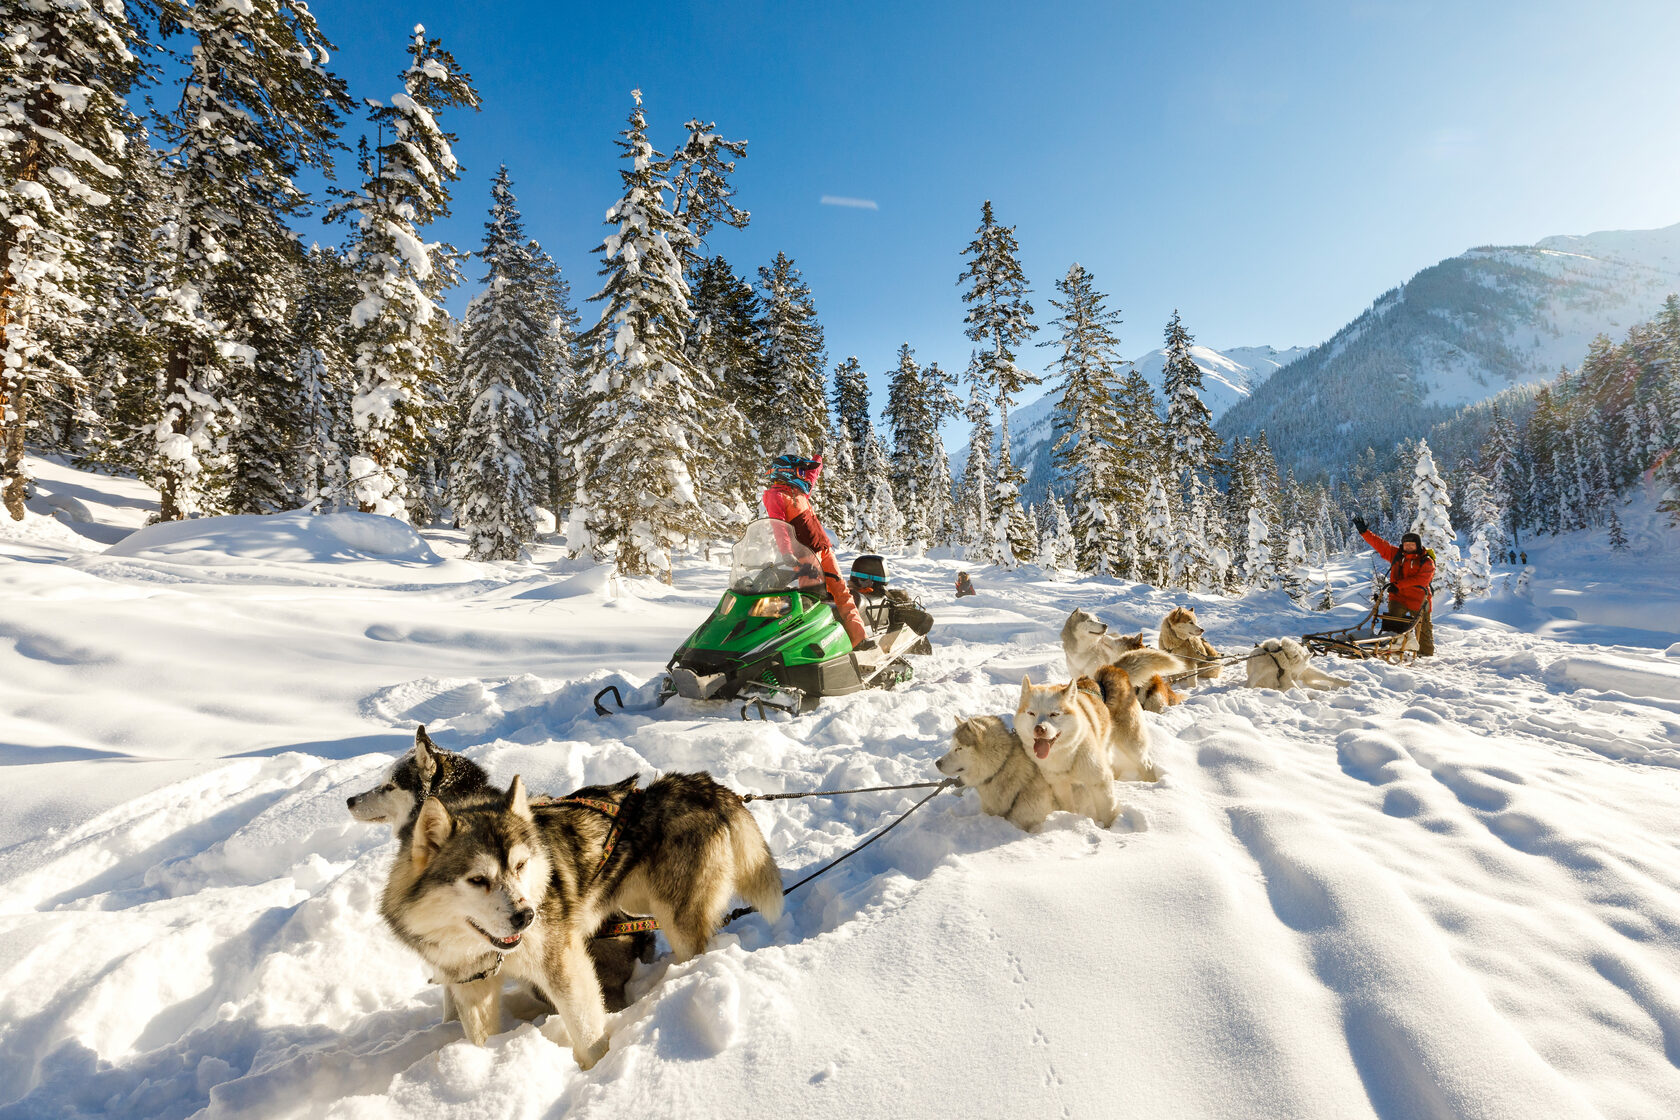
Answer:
958;344;1308;503
1218;222;1680;476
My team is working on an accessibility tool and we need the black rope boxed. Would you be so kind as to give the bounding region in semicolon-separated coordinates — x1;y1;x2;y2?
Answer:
740;779;951;803
722;778;956;925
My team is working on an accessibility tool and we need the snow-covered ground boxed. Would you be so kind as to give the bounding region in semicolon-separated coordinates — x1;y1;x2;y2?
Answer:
3;456;1679;1120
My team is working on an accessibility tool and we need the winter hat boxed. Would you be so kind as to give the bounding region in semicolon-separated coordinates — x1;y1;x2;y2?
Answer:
1400;532;1423;548
768;453;823;493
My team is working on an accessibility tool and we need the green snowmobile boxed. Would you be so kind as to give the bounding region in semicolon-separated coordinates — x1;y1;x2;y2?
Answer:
593;519;922;719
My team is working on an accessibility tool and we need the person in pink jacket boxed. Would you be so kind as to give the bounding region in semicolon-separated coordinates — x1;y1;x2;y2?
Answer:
761;453;868;648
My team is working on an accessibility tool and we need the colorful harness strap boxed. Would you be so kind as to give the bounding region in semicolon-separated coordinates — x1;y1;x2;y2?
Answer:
559;789;636;881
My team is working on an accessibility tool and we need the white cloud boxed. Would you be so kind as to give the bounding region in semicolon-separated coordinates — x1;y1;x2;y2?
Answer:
820;195;879;211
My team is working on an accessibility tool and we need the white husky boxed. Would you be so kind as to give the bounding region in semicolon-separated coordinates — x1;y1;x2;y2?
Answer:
1246;637;1352;691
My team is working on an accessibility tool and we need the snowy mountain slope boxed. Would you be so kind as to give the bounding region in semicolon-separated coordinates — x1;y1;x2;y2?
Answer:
3;459;1680;1119
1219;222;1680;475
963;343;1306;503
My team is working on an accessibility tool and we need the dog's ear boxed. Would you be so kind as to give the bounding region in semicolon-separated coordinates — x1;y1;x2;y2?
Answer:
413;727;437;784
1020;674;1032;699
412;797;451;869
505;775;532;821
1062;679;1079;700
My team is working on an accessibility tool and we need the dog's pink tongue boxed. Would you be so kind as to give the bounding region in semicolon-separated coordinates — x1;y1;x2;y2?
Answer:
1033;735;1053;759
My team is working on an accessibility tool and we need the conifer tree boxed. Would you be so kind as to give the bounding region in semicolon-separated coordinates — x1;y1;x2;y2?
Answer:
958;201;1037;557
667;119;748;273
1043;263;1128;572
958;381;993;549
291;246;357;508
1409;439;1463;606
758;252;828;456
684;255;759;516
1606;505;1630;552
150;0;352;520
1;0;151;518
528;244;581;525
830;355;872;466
1244;506;1274;590
571;91;715;578
448;167;549;560
856;427;903;550
333;25;477;520
884;344;958;547
1140;472;1174;587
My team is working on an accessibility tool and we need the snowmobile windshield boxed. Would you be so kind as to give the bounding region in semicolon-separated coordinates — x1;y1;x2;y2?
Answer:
730;519;823;594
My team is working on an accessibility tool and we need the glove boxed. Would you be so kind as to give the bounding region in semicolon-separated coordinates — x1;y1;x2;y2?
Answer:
1353;516;1369;535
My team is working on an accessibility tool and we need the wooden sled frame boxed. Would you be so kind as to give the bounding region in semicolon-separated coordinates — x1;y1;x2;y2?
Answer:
1301;585;1432;665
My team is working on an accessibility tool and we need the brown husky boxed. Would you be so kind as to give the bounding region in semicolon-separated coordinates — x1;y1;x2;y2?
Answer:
1159;606;1222;682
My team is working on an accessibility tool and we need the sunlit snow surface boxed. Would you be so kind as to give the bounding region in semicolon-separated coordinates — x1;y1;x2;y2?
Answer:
3;456;1680;1119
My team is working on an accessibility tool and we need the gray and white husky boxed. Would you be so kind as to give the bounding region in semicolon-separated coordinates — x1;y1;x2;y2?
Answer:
379;769;784;1065
347;729;655;1015
1061;607;1189;686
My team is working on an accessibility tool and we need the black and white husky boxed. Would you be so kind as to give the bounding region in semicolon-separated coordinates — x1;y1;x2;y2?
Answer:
375;758;784;1065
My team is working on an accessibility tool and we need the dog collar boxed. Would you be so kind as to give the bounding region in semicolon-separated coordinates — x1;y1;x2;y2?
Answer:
1076;681;1103;702
434;952;504;986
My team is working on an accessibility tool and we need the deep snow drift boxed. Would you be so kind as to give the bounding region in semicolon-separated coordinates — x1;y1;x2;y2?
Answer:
3;456;1679;1120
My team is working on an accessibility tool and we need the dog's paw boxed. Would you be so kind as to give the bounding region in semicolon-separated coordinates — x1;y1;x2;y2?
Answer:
574;1035;609;1071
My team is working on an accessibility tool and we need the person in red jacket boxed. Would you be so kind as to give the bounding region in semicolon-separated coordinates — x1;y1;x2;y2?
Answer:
1354;516;1435;656
761;453;869;649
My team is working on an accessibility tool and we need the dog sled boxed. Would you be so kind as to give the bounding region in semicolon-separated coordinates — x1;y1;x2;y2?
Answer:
1300;583;1432;665
595;519;927;719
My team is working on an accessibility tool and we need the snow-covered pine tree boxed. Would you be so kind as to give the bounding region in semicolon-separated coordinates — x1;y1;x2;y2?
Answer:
820;420;859;547
1162;311;1223;588
757;252;828;456
683;256;759;519
1409;439;1463;607
921;362;959;547
958;381;993;550
830;355;872;467
570;90;719;578
1245;505;1274;590
856;427;903;550
448;167;549;560
1283;524;1309;600
1112;366;1161;552
1;0;151;518
1607;505;1630;552
1140;471;1174;587
666;119;748;273
1042;263;1127;573
333;26;477;520
73;148;170;479
527;244;581;525
150;0;352;521
1050;497;1077;573
291;246;356;508
1315;548;1336;611
958;201;1038;561
883;345;959;548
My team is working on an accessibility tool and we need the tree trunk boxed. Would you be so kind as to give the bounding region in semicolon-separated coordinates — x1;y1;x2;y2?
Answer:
157;339;192;521
1;131;42;521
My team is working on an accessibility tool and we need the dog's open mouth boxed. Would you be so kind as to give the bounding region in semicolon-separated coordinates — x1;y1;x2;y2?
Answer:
1032;733;1056;760
468;920;522;951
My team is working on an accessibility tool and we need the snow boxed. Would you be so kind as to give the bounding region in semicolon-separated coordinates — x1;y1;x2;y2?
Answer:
3;457;1680;1118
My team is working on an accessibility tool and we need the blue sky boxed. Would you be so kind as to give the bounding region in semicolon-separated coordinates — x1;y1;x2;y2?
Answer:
307;0;1680;409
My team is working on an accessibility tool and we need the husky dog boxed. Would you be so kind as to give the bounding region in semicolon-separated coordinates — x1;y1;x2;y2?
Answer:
1246;637;1352;691
347;726;490;843
1061;608;1189;688
1138;673;1184;714
350;730;653;1013
380;771;783;1062
1014;665;1156;827
1159;606;1222;682
936;716;1060;831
